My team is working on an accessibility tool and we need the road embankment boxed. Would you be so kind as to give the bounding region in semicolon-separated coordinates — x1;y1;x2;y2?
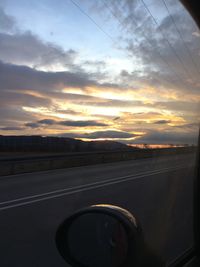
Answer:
0;147;196;176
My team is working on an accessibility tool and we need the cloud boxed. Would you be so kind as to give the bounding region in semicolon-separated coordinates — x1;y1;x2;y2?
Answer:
0;8;111;82
0;31;77;70
37;119;55;125
60;130;138;139
0;60;122;104
58;120;107;127
120;67;200;98
44;91;109;104
0;4;199;144
0;8;15;33
25;119;108;128
0;7;110;77
0;60;97;92
0;91;51;107
55;109;81;115
107;0;200;96
153;101;200;113
0;7;77;70
113;116;120;121
24;122;40;128
134;130;198;144
0;60;198;134
0;126;24;131
154;120;171;124
83;60;106;67
171;123;199;132
0;106;37;123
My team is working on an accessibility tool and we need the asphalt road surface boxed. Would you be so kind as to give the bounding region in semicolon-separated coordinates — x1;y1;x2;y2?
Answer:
0;153;196;267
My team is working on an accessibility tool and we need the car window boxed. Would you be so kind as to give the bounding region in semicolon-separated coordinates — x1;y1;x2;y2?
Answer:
0;0;199;266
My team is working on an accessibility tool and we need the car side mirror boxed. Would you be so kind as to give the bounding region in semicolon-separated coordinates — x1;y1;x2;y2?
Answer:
55;204;164;267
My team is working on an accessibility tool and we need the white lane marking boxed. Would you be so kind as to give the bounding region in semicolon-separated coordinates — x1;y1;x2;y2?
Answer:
0;165;181;206
0;165;191;211
0;164;189;206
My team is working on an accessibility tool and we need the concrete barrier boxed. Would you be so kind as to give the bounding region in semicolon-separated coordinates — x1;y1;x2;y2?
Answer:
0;147;197;177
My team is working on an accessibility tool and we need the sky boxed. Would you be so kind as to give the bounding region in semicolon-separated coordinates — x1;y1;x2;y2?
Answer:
0;0;199;145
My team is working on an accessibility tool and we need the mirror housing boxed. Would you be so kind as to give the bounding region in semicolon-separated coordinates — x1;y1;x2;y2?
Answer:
56;204;164;267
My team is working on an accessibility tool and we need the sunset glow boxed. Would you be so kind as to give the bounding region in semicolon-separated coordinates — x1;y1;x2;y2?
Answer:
0;0;199;145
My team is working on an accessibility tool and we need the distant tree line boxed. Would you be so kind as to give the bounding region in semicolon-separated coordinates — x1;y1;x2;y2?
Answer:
0;136;132;153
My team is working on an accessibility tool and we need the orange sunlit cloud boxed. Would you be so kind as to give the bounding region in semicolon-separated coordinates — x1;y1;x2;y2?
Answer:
0;0;199;145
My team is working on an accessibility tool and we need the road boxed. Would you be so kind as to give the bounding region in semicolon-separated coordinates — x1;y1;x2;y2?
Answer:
0;153;196;266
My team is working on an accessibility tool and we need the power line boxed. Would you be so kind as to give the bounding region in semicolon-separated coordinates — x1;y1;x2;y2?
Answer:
69;0;192;90
161;0;200;76
102;0;187;88
140;0;194;81
69;0;115;43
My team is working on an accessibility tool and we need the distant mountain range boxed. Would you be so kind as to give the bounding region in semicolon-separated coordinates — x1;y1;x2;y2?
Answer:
0;135;135;153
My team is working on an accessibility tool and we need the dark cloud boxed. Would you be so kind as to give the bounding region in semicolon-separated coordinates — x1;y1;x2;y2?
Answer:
0;107;37;122
0;8;15;33
58;120;107;127
0;8;110;82
0;7;109;80
60;130;138;139
0;91;51;107
113;116;120;121
37;119;55;125
109;0;200;95
0;31;77;69
154;120;171;124
153;101;200;113
0;126;24;131
120;68;176;89
24;122;40;128
0;60;97;92
25;119;108;128
172;122;199;130
120;66;200;97
134;130;198;144
0;61;121;109
0;7;77;69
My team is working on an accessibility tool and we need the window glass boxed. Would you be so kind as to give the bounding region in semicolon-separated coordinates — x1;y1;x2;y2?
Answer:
0;0;199;266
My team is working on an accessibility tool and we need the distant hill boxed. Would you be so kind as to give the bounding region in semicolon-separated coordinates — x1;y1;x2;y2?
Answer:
0;135;134;153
